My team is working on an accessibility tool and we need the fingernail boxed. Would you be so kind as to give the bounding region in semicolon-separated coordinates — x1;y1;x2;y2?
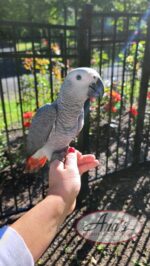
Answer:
68;147;75;153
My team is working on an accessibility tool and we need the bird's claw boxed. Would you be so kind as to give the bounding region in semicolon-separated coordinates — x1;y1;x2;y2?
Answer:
51;146;68;162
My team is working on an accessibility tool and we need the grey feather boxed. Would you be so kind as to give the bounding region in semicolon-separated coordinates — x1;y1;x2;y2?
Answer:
77;108;84;135
26;101;57;157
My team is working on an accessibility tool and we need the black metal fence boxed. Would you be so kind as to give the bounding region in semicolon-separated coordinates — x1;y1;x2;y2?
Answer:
79;6;150;180
0;5;150;220
0;20;78;220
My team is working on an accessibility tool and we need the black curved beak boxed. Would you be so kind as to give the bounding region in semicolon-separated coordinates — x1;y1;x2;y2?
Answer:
88;78;104;99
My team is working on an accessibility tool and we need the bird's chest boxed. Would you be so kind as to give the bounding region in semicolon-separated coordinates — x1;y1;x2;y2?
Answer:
48;122;78;149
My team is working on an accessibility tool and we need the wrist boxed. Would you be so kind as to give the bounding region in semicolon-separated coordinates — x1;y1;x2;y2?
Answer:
46;193;74;216
46;194;70;215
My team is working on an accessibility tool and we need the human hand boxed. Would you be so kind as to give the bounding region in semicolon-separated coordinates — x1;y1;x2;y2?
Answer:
48;148;99;214
76;149;99;175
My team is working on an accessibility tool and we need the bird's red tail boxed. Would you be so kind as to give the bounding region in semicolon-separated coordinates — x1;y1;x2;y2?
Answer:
25;156;48;173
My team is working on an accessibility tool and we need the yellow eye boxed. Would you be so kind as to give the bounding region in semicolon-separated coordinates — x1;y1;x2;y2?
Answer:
76;75;82;80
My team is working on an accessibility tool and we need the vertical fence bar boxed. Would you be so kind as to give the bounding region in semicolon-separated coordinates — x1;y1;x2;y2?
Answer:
77;4;93;153
0;79;10;156
48;27;54;102
13;26;25;136
133;13;150;163
115;16;129;171
63;28;67;76
125;38;140;167
31;26;39;109
95;17;104;179
60;32;67;78
105;16;117;174
77;4;93;206
64;5;67;26
74;3;78;25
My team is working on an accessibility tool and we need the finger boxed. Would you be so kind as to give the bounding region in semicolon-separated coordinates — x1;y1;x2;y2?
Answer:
79;160;100;175
76;150;82;159
83;154;96;159
68;148;82;160
50;159;64;172
78;154;96;165
65;150;78;170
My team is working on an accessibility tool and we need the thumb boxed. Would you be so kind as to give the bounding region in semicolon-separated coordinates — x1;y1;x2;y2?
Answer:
65;147;78;170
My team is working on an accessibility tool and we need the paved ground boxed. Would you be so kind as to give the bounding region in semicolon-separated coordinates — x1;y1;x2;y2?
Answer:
1;164;149;266
1;77;18;100
33;165;150;266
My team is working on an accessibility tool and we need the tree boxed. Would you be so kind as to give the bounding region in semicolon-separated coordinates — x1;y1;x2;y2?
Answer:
0;0;149;24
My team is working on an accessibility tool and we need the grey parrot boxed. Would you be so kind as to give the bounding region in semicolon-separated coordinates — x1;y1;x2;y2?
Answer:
25;67;104;172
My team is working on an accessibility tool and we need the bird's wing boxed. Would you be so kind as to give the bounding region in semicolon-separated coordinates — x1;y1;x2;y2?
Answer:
77;108;84;135
26;101;57;157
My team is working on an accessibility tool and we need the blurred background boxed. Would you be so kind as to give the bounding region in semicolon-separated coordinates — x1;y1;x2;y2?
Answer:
0;0;149;22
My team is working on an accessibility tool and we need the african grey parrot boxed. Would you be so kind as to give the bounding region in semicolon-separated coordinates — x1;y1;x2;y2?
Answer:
25;67;104;172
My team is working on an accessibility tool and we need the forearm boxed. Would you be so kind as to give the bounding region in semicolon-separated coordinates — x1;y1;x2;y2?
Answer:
11;195;68;261
10;151;98;263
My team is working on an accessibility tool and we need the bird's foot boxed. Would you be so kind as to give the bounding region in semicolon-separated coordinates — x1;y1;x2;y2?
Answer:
51;146;68;162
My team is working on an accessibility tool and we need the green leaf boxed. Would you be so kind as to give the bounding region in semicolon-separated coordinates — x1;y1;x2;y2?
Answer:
96;244;105;252
115;102;121;110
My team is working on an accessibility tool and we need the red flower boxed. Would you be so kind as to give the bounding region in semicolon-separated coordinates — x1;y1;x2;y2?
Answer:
23;111;34;129
23;121;31;128
112;91;121;102
147;92;150;100
129;106;138;117
111;106;117;113
23;112;34;119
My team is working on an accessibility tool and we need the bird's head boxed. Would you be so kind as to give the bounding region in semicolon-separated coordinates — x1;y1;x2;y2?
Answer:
60;67;104;103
